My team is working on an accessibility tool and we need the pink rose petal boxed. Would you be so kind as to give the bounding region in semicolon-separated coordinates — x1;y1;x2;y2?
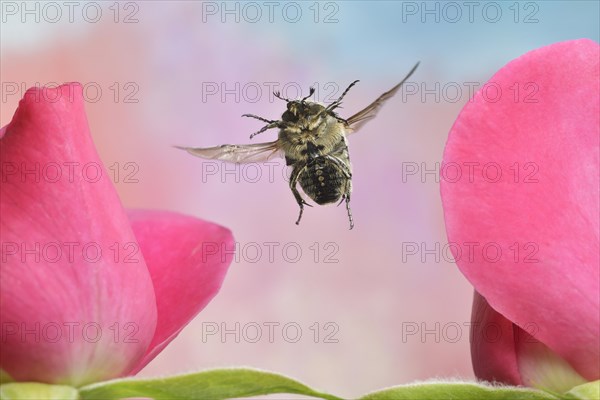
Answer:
470;291;522;385
126;210;234;372
0;84;157;385
441;39;600;380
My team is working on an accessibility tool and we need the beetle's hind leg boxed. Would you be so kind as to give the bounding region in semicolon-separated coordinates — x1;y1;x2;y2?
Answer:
290;165;312;225
345;194;354;230
293;190;312;226
342;179;354;230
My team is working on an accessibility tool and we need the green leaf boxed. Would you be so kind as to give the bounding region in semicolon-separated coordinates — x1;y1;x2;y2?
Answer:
564;380;600;400
359;381;560;400
0;383;78;400
79;368;342;400
0;371;13;385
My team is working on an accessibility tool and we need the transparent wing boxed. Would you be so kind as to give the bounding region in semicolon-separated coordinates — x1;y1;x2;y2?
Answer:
175;140;284;163
346;62;420;134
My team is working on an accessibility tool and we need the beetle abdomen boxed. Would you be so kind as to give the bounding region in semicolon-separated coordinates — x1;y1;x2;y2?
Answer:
299;157;347;205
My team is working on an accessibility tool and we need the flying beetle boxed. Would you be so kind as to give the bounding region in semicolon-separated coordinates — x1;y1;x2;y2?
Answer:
177;62;419;229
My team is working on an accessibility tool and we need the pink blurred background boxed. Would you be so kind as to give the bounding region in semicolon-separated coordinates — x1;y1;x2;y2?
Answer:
1;1;598;397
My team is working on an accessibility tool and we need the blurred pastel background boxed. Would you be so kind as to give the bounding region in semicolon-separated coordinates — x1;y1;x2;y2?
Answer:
1;1;598;397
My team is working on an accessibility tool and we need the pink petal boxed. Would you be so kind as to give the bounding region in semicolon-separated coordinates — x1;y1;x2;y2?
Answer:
126;210;234;373
0;84;157;386
470;291;522;385
441;39;600;380
473;293;587;391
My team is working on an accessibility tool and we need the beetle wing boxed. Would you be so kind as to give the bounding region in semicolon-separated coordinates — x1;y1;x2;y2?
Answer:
176;140;284;163
346;62;419;134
